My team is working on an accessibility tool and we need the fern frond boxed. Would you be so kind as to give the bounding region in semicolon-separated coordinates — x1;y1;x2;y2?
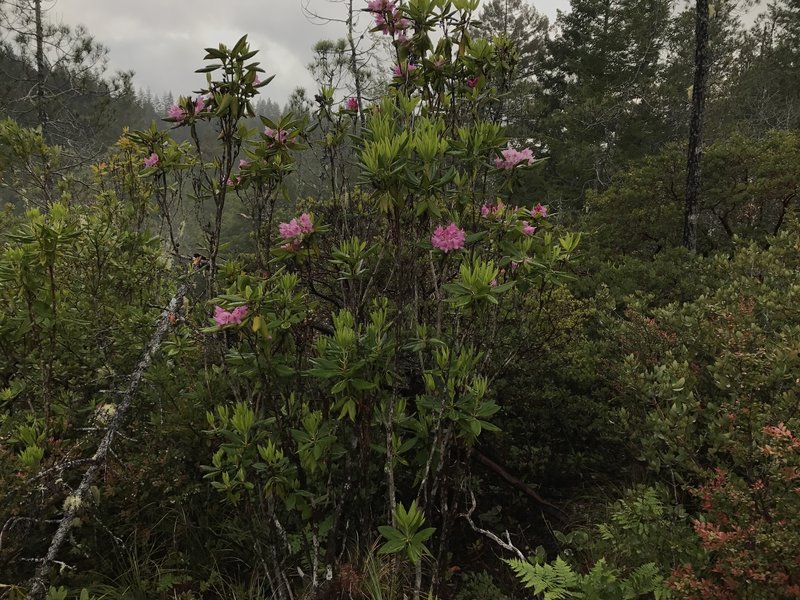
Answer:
622;562;664;598
506;556;582;599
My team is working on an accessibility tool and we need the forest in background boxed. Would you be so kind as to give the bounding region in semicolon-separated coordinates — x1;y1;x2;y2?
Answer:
0;0;799;598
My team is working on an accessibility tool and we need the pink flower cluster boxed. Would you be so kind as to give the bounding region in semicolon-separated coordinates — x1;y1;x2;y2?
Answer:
214;305;249;327
392;63;417;78
494;144;535;169
194;95;209;113
522;221;536;236
367;0;411;39
279;212;314;250
344;97;359;111
481;202;538;235
531;203;548;218
431;222;466;253
264;127;291;145
167;103;186;121
466;77;479;89
166;96;208;123
480;201;506;218
143;153;159;167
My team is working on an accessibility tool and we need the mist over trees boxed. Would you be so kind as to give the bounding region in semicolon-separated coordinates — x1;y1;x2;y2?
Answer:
0;0;799;598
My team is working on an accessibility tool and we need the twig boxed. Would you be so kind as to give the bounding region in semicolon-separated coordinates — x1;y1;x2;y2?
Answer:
24;458;93;485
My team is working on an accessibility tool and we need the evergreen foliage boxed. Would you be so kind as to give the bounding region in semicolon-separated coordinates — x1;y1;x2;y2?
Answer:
0;0;799;598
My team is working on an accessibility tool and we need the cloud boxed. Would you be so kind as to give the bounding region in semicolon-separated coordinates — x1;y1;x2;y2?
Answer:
50;0;569;104
51;0;344;104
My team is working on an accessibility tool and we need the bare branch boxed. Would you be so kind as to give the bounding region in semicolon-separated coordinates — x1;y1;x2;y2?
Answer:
462;488;526;561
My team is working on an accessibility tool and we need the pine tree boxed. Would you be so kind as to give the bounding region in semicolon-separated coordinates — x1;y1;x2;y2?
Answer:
0;0;120;149
477;0;548;78
529;0;672;207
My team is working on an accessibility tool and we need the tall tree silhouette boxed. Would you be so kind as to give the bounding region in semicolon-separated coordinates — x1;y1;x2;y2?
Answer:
683;0;710;251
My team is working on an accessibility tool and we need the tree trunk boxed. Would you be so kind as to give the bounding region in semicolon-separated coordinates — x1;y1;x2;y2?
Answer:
346;0;366;129
34;0;47;138
683;0;710;252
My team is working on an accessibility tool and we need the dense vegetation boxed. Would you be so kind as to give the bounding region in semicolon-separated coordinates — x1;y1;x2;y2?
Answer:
1;0;798;598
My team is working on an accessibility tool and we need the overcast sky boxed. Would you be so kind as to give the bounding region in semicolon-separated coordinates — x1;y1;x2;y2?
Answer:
51;0;569;106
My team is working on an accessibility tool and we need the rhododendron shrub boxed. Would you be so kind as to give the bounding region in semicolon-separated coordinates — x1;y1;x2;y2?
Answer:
125;2;577;597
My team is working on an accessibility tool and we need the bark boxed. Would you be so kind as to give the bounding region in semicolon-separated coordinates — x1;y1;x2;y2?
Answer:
34;0;47;139
683;0;711;252
26;282;189;600
33;0;55;205
346;0;366;129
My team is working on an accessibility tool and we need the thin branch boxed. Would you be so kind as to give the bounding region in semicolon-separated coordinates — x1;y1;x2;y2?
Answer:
472;448;565;519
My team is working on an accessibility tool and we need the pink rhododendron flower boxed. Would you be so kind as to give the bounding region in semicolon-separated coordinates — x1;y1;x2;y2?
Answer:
239;159;251;169
279;212;314;244
480;201;505;218
466;77;479;89
345;97;359;111
264;127;290;144
431;223;466;253
494;144;535;169
279;221;302;238
194;95;208;114
522;221;536;236
367;0;409;36
254;74;262;85
167;104;187;121
143;153;159;167
214;305;249;326
296;212;314;233
490;278;498;288
392;63;417;77
511;261;519;271
531;203;548;218
367;0;394;11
